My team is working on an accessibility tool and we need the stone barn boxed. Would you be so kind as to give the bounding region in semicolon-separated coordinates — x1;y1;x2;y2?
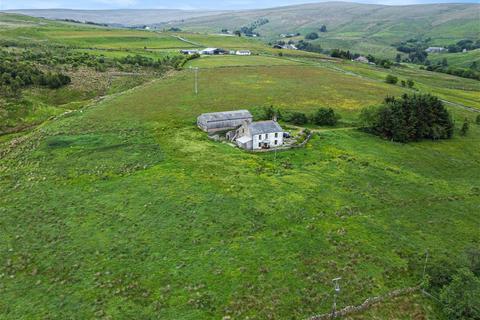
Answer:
197;110;253;133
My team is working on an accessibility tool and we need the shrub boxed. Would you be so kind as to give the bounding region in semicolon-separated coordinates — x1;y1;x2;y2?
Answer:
407;79;415;88
359;105;381;129
312;107;340;126
360;93;454;142
385;74;398;84
305;32;319;40
460;118;470;136
285;111;308;125
476;115;480;125
440;268;480;320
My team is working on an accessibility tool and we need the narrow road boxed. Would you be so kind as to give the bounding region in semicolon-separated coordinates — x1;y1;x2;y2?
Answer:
171;35;202;47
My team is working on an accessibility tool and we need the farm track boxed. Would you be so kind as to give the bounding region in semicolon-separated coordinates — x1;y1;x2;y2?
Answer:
171;35;202;47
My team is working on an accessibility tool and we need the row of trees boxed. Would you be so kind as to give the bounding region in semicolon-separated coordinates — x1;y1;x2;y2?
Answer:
359;94;454;142
424;61;480;80
0;51;71;97
236;18;269;37
0;46;199;98
257;105;340;126
4;47;199;74
446;39;480;53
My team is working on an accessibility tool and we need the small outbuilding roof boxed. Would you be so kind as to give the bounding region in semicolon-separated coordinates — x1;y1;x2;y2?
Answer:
198;110;252;122
248;121;283;135
237;136;252;144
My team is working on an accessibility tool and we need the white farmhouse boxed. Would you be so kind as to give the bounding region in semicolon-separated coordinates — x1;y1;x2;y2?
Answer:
425;47;446;53
236;50;251;56
235;120;284;150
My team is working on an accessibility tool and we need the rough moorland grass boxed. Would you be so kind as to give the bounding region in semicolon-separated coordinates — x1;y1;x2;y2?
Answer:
1;66;479;319
331;61;480;110
1;13;479;319
185;55;304;68
99;65;406;124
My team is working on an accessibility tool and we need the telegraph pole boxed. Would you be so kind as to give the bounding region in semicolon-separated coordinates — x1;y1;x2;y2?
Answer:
194;67;199;95
331;277;341;319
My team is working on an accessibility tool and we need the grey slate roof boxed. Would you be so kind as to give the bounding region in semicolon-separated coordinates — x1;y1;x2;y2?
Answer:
198;110;252;122
248;121;283;135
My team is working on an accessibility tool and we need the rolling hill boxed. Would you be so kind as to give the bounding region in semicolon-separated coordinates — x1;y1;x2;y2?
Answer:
172;2;479;57
8;2;479;59
5;9;229;26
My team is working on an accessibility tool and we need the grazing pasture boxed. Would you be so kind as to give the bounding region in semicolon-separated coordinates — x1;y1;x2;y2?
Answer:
1;62;479;319
1;12;479;320
185;55;304;68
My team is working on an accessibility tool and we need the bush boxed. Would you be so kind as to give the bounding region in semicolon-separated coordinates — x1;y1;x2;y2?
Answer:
305;32;319;40
476;115;480;125
440;268;480;319
312;107;340;126
285;111;308;125
460;118;470;136
385;74;398;84
360;93;454;142
407;79;415;88
296;40;323;53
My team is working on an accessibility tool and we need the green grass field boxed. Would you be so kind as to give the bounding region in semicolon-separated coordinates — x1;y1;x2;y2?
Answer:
186;55;305;68
428;49;480;69
1;12;479;320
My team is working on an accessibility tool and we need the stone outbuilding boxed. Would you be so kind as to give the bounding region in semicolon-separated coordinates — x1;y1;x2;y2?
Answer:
197;110;253;133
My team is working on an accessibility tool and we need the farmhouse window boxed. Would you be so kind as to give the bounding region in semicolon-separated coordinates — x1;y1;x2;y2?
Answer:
258;143;261;148
275;133;278;138
274;140;278;145
265;133;269;139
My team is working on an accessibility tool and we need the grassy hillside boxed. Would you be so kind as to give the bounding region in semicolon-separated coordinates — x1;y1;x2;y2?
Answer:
7;9;229;26
174;2;479;59
428;49;480;69
1;12;479;320
1;62;479;319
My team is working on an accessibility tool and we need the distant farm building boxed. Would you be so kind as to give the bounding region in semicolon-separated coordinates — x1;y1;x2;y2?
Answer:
273;44;298;50
234;120;284;150
197;110;253;133
180;49;199;55
425;47;446;53
280;33;300;38
354;56;369;63
200;48;229;55
236;50;251;56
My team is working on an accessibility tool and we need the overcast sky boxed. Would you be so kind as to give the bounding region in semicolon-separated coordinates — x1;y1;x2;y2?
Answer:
1;0;478;10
